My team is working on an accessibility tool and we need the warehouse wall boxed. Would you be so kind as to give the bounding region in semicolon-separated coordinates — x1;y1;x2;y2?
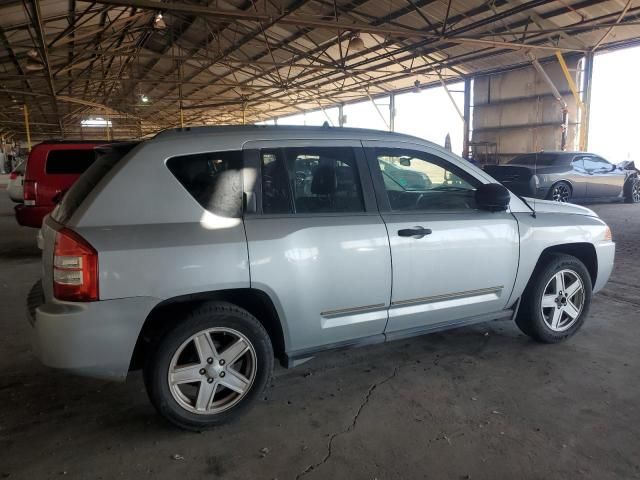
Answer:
472;57;582;164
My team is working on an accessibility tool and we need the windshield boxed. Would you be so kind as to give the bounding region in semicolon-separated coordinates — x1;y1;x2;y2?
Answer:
52;141;140;223
13;160;26;174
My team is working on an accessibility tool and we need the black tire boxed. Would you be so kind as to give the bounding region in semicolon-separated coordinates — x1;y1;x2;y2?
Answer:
547;181;572;203
144;302;274;431
515;253;592;343
624;177;640;203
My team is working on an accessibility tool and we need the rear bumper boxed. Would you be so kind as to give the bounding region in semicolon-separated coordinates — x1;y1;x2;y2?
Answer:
593;241;615;294
27;283;159;381
15;204;50;228
8;184;23;203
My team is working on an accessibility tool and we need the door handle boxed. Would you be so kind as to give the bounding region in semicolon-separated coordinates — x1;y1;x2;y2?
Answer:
398;227;432;238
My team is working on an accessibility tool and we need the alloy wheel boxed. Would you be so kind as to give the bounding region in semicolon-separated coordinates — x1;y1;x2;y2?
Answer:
633;181;640;203
551;184;571;203
168;327;257;415
540;269;585;332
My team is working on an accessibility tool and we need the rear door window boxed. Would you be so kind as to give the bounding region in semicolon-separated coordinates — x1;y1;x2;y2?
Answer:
261;147;364;214
46;149;97;174
166;151;243;218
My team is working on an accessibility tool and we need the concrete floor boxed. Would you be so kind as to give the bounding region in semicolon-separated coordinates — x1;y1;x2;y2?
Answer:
0;193;639;480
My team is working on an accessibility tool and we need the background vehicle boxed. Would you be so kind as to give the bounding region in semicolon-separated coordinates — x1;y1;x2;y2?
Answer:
6;160;25;203
484;152;640;204
15;141;107;228
28;126;614;430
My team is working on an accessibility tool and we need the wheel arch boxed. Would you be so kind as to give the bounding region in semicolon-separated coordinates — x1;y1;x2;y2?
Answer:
535;243;597;288
130;288;288;371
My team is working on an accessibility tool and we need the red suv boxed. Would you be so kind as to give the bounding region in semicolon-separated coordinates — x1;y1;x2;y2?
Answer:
15;141;107;228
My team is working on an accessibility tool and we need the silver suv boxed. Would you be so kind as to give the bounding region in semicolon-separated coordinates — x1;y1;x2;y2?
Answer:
29;126;615;430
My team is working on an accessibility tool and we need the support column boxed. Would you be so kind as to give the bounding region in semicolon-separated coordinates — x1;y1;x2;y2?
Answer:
581;52;594;151
463;77;472;159
389;93;396;132
23;104;31;152
338;104;345;127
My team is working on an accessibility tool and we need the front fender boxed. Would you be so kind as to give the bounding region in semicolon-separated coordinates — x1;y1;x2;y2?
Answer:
509;212;611;305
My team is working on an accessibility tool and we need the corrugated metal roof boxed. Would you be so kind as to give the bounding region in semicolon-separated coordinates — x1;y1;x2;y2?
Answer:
0;0;638;139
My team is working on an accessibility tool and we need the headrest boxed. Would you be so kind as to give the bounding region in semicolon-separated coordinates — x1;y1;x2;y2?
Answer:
311;165;337;195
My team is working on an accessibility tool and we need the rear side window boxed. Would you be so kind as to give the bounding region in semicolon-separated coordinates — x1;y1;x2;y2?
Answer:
46;149;96;174
261;147;364;214
167;151;243;218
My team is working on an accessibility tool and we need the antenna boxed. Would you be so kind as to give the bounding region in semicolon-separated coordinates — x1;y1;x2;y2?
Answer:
532;151;537;218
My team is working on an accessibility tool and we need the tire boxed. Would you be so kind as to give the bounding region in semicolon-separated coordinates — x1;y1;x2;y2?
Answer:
144;302;274;431
624;177;640;203
515;253;592;343
547;181;572;203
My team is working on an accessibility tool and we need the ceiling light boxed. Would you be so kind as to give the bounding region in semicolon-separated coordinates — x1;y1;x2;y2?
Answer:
27;49;39;59
154;12;166;29
348;35;365;52
413;79;421;93
25;59;44;71
81;117;112;128
140;95;149;103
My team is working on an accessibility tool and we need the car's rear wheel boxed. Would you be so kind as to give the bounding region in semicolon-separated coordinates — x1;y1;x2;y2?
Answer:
624;178;640;203
515;253;592;343
548;181;572;203
144;302;273;431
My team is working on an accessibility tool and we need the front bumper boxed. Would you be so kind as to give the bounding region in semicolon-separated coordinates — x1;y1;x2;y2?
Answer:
593;241;615;294
27;282;159;381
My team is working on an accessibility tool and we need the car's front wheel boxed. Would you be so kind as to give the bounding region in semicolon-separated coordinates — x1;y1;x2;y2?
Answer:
144;302;273;431
516;253;592;343
624;177;640;203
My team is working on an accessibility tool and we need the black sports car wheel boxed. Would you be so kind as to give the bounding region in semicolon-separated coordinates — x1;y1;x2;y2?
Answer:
549;181;572;203
624;178;640;204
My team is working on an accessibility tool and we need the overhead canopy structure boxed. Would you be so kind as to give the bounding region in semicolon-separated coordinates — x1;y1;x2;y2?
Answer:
0;0;638;139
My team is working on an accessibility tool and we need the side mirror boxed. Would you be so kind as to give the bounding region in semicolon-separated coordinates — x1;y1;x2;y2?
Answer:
399;158;411;167
475;183;510;211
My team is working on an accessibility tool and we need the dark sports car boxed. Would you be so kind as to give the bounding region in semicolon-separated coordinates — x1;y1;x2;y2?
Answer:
484;152;640;204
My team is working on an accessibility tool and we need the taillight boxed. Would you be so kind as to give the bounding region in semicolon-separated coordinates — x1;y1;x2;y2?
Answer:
53;228;99;301
23;180;36;206
9;172;17;180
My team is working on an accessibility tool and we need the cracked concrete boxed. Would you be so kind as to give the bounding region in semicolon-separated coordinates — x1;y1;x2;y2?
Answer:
1;196;639;480
296;367;400;479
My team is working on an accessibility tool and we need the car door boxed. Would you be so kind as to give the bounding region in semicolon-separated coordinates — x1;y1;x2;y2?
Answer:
363;141;520;336
242;140;392;357
583;155;626;198
566;156;589;200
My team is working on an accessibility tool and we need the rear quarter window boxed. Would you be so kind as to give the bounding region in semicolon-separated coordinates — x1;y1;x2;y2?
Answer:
166;151;243;218
46;149;96;174
52;142;139;224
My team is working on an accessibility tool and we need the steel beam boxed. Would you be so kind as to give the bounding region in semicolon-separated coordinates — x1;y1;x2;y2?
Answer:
581;52;594;150
463;77;471;159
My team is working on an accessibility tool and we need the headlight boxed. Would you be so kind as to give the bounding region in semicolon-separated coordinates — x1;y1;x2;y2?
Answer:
604;226;612;242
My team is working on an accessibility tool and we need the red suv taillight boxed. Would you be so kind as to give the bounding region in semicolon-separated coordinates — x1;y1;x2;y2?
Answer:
53;228;99;301
23;179;36;205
